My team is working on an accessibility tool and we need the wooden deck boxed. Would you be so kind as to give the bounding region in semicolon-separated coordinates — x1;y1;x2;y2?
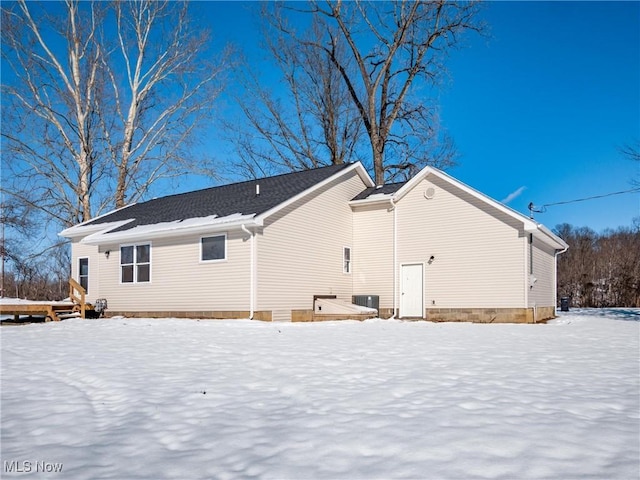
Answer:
0;279;88;322
0;301;79;322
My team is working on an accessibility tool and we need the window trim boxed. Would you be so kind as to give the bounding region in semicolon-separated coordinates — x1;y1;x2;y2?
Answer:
119;242;152;284
78;257;89;294
343;246;352;274
200;233;227;263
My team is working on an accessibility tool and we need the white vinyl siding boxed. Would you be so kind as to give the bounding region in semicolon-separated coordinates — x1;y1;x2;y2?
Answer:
528;237;557;307
352;204;394;310
97;231;250;312
70;241;101;299
395;176;526;309
257;171;365;312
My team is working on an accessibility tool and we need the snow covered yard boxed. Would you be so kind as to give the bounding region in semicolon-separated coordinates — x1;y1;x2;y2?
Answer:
1;310;638;479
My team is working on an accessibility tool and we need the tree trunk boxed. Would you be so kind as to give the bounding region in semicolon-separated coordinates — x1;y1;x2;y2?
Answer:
373;141;385;186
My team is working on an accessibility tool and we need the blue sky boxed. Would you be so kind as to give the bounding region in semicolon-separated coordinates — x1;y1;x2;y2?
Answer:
438;1;639;232
4;1;637;235
197;1;639;233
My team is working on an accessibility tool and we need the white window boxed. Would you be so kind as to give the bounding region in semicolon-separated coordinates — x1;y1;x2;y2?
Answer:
78;257;89;293
201;234;226;262
343;246;351;274
120;244;151;283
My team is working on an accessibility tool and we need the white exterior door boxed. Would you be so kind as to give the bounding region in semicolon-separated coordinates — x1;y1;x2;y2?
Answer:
401;263;424;318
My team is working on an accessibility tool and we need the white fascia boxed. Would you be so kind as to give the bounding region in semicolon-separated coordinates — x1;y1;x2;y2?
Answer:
80;214;261;246
58;203;137;239
59;219;136;240
529;223;569;251
258;162;375;222
349;195;394;208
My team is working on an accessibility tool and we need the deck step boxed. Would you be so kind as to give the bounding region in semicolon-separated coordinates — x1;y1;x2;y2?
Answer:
56;312;82;320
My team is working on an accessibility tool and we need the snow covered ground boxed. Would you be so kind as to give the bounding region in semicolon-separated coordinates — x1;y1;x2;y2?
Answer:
1;309;638;479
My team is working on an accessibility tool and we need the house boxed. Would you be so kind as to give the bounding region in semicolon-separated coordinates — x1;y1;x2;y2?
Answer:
60;162;568;323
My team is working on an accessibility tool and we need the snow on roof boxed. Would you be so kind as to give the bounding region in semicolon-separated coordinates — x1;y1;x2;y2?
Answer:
61;162;374;244
60;219;135;239
80;213;257;245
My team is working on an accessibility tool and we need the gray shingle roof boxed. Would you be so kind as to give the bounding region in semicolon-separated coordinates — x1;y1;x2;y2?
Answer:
85;163;354;232
351;182;406;201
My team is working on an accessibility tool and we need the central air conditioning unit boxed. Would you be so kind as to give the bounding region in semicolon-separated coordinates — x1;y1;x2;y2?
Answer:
352;295;379;311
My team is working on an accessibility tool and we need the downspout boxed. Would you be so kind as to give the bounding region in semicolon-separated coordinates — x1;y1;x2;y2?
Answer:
389;197;398;319
554;244;569;316
530;233;534;324
524;234;529;317
241;224;255;320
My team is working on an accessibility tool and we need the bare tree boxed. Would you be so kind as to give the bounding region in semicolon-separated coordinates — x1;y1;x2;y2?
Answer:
0;194;71;300
620;140;639;186
1;197;35;297
271;0;481;184
1;0;106;226
2;0;229;299
556;223;640;308
1;0;229;224
105;0;229;208
227;9;362;178
621;141;640;162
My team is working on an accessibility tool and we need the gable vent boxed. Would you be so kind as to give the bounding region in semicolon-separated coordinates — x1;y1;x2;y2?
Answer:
424;187;435;199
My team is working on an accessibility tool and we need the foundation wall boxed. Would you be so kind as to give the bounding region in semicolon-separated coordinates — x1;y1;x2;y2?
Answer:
104;306;556;324
292;309;377;322
106;310;272;321
426;306;556;323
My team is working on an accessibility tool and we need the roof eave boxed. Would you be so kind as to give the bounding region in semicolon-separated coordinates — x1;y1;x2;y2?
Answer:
526;223;569;251
257;162;375;222
80;216;261;246
59;219;135;239
349;196;394;207
58;204;137;239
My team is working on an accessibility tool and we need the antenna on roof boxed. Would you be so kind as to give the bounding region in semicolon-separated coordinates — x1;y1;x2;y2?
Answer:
528;202;543;219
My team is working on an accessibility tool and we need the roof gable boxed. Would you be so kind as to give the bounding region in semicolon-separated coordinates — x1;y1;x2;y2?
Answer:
397;167;539;227
350;165;568;250
61;162;374;242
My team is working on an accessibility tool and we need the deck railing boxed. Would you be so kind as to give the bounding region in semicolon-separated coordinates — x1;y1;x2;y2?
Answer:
69;278;86;319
